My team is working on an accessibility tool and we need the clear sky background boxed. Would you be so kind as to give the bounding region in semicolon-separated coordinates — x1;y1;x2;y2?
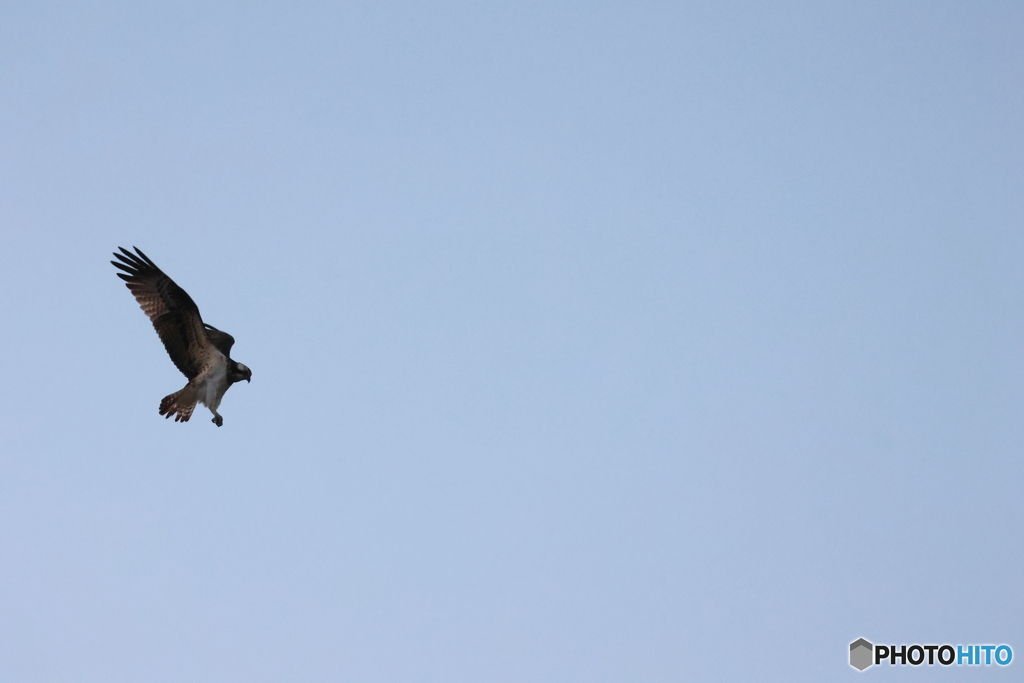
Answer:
1;2;1021;681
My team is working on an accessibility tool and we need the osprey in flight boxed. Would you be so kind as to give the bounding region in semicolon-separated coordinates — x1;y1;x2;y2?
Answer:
112;247;251;426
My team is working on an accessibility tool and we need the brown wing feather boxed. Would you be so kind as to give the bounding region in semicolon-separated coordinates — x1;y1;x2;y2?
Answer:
112;247;214;379
204;324;235;358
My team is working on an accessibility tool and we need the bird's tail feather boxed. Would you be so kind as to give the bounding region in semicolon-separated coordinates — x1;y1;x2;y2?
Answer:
159;386;197;423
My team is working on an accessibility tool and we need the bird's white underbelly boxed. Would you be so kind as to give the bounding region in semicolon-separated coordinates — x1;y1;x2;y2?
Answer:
195;360;229;411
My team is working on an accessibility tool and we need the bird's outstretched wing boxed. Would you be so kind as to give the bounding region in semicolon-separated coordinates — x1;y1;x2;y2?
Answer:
112;247;215;379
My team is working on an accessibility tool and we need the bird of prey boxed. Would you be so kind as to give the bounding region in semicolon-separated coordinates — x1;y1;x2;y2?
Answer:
112;247;251;426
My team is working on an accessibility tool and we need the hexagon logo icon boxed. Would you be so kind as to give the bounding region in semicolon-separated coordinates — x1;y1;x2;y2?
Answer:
850;638;873;671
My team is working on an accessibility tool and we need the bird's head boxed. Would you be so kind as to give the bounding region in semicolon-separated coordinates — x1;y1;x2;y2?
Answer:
231;362;252;384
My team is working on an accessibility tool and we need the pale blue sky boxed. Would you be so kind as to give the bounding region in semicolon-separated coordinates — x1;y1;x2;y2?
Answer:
1;2;1022;681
